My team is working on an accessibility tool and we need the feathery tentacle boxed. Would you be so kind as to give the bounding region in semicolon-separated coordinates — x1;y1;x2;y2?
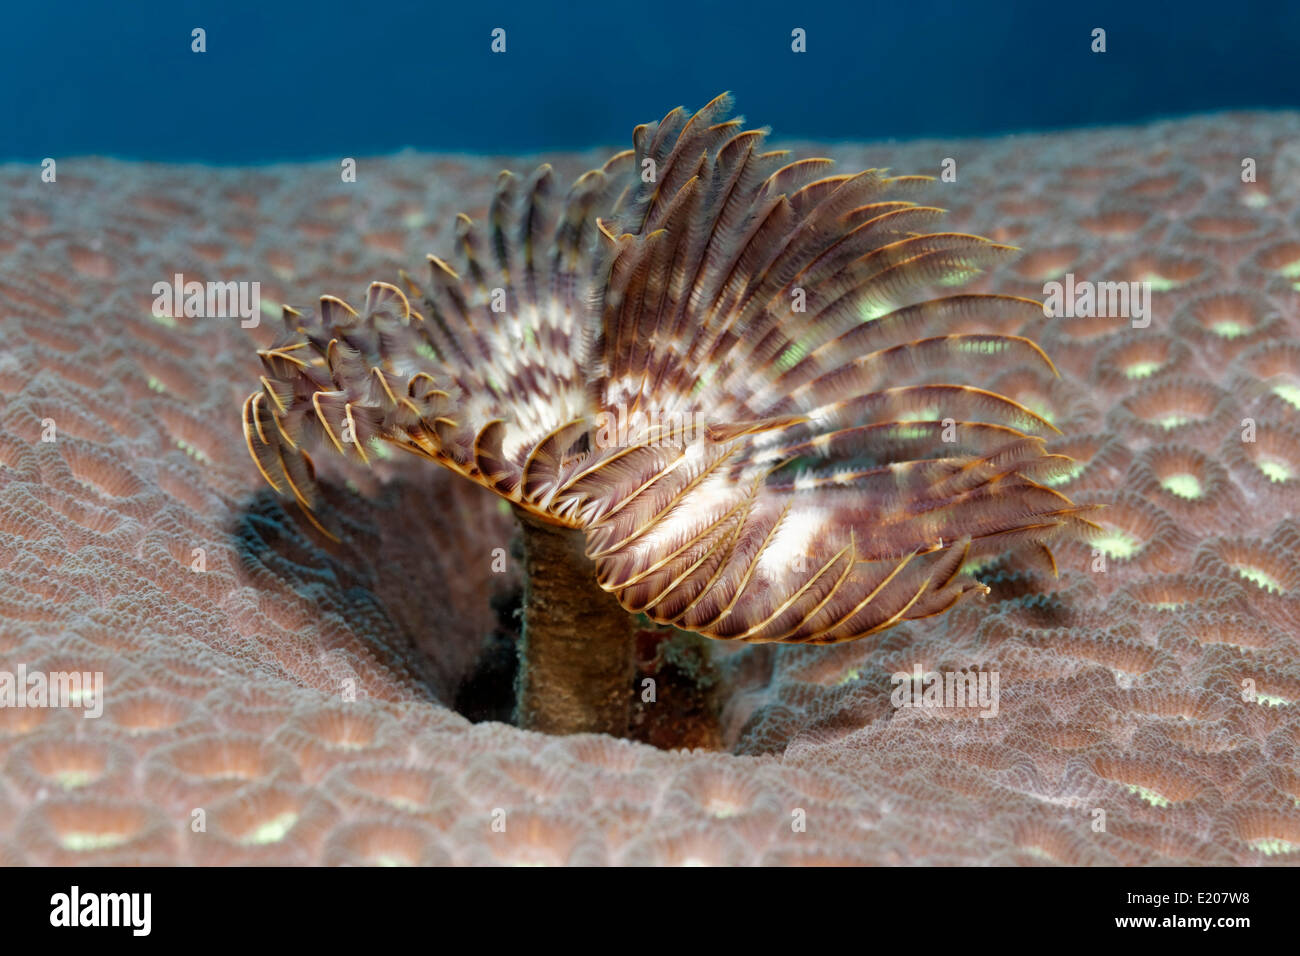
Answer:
242;96;1094;644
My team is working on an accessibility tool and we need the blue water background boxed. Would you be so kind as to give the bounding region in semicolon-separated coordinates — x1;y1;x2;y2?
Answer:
3;0;1298;162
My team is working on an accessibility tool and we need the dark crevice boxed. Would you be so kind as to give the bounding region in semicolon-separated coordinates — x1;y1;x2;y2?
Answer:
453;586;522;725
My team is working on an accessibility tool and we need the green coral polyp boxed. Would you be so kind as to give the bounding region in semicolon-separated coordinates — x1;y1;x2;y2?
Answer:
1249;837;1299;856
1272;383;1300;409
1021;400;1055;425
1095;529;1142;560
242;812;299;845
1211;320;1248;338
1160;472;1202;499
54;770;96;790
176;439;210;464
1141;273;1183;292
1235;565;1283;594
1043;460;1084;486
1125;360;1162;379
1254;692;1291;707
1258;459;1292;482
61;831;130;851
1126;783;1173;807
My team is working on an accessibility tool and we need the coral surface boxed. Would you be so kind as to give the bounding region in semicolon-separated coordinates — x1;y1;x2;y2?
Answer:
2;112;1299;864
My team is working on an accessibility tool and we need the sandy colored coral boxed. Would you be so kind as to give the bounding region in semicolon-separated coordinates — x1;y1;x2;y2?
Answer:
1;111;1299;864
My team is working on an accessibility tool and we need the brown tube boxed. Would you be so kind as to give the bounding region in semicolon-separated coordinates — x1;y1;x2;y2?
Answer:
512;507;636;736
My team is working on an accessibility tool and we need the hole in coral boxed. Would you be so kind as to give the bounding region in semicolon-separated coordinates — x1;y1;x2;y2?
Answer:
454;585;521;725
629;626;725;751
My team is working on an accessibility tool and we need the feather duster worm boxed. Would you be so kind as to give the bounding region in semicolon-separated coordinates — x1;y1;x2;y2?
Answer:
242;94;1094;735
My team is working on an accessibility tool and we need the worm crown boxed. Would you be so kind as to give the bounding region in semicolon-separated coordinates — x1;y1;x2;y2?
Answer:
243;93;1096;644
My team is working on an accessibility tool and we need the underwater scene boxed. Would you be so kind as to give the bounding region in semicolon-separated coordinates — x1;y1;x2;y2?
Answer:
2;0;1299;895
